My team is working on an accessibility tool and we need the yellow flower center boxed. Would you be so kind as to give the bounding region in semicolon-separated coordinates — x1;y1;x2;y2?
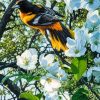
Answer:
46;78;52;83
74;49;79;54
23;57;29;66
57;73;63;78
48;63;51;67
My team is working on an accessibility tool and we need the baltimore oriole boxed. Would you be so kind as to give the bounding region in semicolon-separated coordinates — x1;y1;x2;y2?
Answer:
13;0;74;51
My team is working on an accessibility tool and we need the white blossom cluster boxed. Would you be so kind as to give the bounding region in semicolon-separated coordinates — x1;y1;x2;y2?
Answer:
16;49;69;99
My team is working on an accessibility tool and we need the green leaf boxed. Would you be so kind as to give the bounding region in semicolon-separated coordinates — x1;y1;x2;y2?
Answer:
72;88;89;100
71;57;87;81
33;76;41;81
89;0;94;4
71;58;79;74
36;93;43;99
19;91;39;100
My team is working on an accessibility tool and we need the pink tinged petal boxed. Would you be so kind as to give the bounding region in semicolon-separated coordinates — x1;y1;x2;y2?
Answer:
40;77;47;85
50;79;61;90
44;83;54;92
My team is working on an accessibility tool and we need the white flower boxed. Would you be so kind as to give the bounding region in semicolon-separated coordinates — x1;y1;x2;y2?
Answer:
47;62;59;75
40;74;61;93
39;54;54;67
85;10;100;31
86;67;100;83
45;91;59;100
81;0;100;11
39;54;59;74
74;27;89;45
94;57;100;67
89;31;100;53
65;27;88;57
65;38;86;57
59;91;70;100
56;68;67;81
16;48;37;70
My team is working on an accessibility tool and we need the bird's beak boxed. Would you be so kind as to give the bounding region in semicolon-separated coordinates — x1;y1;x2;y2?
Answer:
12;4;20;9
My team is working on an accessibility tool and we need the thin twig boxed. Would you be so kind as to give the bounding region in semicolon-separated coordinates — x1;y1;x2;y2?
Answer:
69;13;72;29
51;1;57;9
34;81;41;93
28;30;39;48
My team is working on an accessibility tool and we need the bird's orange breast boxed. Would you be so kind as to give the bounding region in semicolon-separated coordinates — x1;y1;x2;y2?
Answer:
19;12;36;25
19;12;45;34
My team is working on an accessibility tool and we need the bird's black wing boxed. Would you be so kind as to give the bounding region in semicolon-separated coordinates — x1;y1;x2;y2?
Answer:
27;13;63;26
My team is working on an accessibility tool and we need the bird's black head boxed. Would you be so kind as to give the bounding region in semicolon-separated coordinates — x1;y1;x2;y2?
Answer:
16;0;28;7
13;0;44;13
14;0;34;13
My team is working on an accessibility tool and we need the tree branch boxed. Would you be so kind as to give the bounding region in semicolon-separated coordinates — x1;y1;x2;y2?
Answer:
0;62;27;73
51;1;57;9
0;2;6;9
0;0;16;40
0;74;20;97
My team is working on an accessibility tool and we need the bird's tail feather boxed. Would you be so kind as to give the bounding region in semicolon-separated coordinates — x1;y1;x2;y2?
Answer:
46;22;74;51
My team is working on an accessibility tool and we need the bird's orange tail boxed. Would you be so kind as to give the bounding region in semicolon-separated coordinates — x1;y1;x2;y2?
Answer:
45;22;74;51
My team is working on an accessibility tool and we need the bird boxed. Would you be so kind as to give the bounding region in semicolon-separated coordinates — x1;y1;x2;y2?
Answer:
13;0;74;51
